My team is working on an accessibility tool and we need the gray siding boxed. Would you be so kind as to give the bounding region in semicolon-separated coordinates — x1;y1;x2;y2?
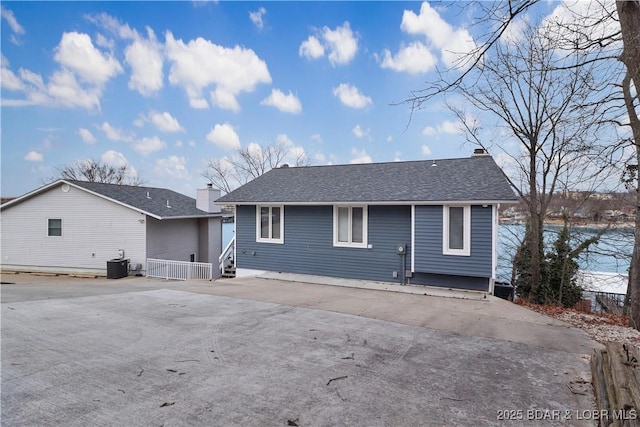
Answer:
198;217;222;266
414;205;492;278
146;218;199;262
411;272;489;291
236;205;411;283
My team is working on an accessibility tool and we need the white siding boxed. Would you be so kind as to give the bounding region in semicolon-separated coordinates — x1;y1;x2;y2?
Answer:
1;184;146;273
146;218;199;262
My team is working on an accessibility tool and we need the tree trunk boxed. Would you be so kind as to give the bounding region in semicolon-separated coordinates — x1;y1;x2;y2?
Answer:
616;1;640;330
529;150;542;301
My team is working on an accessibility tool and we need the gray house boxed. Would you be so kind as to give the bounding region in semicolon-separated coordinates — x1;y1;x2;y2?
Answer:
1;180;223;276
217;152;518;293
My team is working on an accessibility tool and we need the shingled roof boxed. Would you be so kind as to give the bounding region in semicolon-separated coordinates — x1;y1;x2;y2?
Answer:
217;155;517;204
1;180;219;219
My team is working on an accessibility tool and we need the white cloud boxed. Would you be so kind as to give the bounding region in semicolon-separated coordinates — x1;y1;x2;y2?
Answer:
46;69;102;109
422;119;463;136
379;42;437;74
421;145;432;156
206;123;241;150
260;88;302;114
1;6;24;35
101;150;129;168
24;151;43;162
397;2;477;70
175;140;183;148
165;31;271;111
1;57;24;91
249;7;266;30
2;31;123;110
352;125;371;139
87;13;163;96
124;27;164;96
1;66;103;109
542;1;620;52
1;6;24;45
323;22;358;66
77;128;96;144
349;148;372;164
133;116;145;127
247;142;263;157
299;35;325;60
133;136;167;156
315;152;326;162
422;126;436;136
276;133;306;163
386;135;393;142
500;14;530;45
188;140;196;147
332;83;372;109
99;122;134;142
54;32;123;85
299;22;358;66
276;134;294;146
155;155;189;179
393;151;403;162
100;150;139;180
149;111;184;133
311;134;323;143
95;33;115;50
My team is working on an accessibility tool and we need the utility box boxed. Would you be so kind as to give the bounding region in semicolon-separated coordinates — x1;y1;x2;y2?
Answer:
494;281;514;301
107;258;129;279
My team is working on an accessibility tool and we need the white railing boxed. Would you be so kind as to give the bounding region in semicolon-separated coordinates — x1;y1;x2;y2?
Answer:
218;235;235;274
146;258;213;281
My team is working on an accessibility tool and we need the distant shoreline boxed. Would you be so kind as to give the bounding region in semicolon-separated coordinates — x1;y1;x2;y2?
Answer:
500;218;635;230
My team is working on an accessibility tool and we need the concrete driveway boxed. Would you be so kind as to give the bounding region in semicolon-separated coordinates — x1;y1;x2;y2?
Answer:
2;274;599;426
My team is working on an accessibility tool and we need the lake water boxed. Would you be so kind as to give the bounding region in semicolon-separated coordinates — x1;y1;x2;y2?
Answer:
222;222;633;281
497;224;632;281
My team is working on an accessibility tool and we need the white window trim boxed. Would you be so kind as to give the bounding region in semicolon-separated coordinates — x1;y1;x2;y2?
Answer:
333;205;368;248
47;218;63;237
442;205;471;256
256;205;284;244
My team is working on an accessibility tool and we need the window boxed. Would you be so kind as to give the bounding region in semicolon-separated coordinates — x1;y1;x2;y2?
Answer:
333;206;367;248
48;218;62;237
256;205;284;243
443;205;470;256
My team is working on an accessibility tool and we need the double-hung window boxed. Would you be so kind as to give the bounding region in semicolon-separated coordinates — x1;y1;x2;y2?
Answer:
443;205;470;256
256;205;284;243
333;206;367;248
48;218;62;237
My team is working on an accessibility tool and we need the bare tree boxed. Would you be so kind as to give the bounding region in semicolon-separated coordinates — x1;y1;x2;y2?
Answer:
202;141;310;194
449;20;619;301
50;159;145;186
402;0;640;328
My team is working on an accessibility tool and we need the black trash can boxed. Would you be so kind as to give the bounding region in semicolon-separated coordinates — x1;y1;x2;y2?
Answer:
494;281;514;301
107;258;129;279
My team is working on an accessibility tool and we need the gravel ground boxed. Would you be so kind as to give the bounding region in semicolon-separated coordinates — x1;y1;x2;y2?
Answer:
554;311;640;345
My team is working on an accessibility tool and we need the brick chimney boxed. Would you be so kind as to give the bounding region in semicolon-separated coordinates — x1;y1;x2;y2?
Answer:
472;148;490;156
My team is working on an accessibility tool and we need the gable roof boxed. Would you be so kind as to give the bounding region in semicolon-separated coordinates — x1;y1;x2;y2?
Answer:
217;155;518;204
1;180;219;220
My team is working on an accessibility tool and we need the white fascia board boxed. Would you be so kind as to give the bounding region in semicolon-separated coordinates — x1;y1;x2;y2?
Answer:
160;213;224;220
62;181;163;220
0;179;66;210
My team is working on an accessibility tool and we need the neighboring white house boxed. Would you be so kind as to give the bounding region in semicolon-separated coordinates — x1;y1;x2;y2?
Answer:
0;180;224;276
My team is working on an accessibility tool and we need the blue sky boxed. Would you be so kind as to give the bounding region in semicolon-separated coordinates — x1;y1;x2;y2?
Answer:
0;1;581;197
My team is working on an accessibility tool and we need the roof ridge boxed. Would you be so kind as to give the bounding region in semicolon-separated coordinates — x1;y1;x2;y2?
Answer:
274;156;487;171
